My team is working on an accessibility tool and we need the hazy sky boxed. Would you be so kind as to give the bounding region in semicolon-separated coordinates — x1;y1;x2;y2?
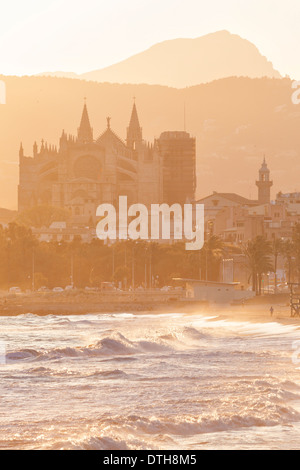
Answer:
0;0;299;78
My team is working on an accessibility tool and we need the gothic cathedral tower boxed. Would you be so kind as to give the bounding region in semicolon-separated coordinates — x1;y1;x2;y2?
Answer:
126;102;142;151
256;158;273;204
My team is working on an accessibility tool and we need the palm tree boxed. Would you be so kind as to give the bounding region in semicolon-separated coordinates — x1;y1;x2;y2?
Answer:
272;238;284;294
282;239;294;284
201;235;224;281
243;236;273;295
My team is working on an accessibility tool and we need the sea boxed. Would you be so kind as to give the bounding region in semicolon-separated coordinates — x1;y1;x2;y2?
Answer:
1;311;300;450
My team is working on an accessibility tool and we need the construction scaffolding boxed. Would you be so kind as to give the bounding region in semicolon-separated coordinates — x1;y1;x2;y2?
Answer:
289;283;300;318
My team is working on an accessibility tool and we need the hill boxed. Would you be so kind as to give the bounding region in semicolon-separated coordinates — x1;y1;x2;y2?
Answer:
39;31;281;88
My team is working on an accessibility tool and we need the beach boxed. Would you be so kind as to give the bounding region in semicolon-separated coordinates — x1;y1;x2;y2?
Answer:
0;290;296;327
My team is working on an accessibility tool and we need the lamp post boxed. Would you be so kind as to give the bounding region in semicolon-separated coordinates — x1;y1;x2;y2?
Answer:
132;244;135;291
32;249;35;292
70;253;74;288
112;244;115;281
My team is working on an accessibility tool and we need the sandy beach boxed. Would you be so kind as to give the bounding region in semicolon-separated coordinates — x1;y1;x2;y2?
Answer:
0;290;298;328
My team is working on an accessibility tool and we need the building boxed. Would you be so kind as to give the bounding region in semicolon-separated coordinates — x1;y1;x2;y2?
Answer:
277;192;300;205
32;222;97;243
156;131;196;205
196;159;274;237
207;159;300;243
276;192;300;217
256;157;273;204
18;102;196;227
175;279;255;304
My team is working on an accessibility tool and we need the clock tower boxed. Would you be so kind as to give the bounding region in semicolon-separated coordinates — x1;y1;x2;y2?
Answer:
256;158;273;204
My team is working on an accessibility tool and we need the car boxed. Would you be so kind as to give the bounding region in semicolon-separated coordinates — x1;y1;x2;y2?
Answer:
65;285;74;291
100;282;115;292
9;287;21;294
52;287;64;293
280;285;290;293
38;286;50;292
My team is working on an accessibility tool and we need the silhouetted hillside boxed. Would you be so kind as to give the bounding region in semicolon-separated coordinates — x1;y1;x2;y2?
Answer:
39;31;281;88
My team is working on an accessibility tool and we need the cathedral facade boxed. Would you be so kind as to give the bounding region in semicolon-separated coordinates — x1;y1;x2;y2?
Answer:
18;102;169;226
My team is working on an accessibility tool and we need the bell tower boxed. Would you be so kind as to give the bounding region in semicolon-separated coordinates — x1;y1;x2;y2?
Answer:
256;157;273;204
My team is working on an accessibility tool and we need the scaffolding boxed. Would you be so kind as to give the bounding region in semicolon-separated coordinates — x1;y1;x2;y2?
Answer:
289;283;300;318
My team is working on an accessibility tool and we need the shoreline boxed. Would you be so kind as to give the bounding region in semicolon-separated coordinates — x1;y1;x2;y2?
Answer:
0;292;299;328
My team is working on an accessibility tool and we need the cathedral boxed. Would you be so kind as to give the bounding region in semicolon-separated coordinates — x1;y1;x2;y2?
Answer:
18;101;196;227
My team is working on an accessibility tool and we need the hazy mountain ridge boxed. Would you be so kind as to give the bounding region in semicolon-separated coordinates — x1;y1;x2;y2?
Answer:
0;74;298;210
37;31;281;88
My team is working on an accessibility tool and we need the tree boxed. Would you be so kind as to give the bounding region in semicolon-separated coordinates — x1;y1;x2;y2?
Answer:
201;235;224;281
244;236;273;295
16;205;70;228
272;238;284;294
282;239;294;284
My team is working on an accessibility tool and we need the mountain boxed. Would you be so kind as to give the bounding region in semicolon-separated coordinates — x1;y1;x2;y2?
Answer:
0;74;299;210
38;31;281;88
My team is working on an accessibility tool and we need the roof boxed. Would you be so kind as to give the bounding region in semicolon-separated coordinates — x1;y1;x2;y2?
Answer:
96;126;126;147
197;192;258;206
173;278;239;286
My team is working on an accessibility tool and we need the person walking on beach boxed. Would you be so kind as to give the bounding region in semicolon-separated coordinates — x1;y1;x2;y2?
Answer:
270;306;274;317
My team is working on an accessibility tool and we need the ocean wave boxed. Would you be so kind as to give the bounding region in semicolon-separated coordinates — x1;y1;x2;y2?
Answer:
182;326;211;340
89;369;128;379
50;434;149;451
107;405;300;436
16;313;39;320
71;436;131;450
6;331;173;363
6;349;41;360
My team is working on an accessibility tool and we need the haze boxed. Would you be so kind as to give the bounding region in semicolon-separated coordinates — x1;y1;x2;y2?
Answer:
0;0;300;79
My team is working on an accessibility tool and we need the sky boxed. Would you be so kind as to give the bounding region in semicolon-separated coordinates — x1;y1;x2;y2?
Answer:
0;0;299;78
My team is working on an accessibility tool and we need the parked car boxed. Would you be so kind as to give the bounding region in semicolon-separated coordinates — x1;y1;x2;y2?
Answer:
38;286;50;292
52;287;64;293
100;282;115;292
9;287;21;294
161;286;173;292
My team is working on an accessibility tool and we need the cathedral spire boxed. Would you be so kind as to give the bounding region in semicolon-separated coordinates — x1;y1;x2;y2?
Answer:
127;100;142;149
77;99;93;143
19;142;24;158
33;141;38;157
